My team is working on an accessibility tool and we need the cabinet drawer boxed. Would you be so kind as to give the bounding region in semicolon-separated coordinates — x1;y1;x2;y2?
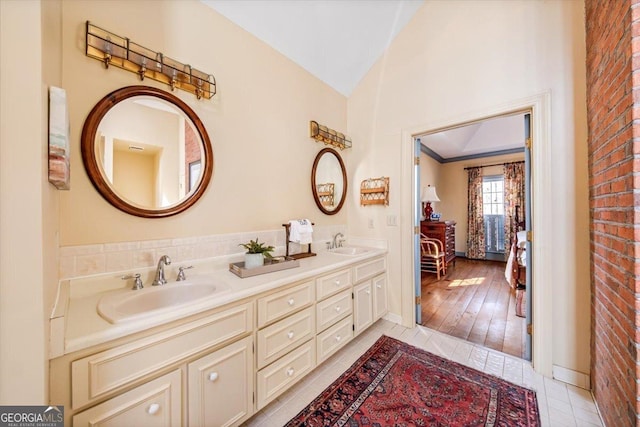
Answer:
257;307;315;369
353;257;386;283
316;316;353;364
316;289;352;333
72;303;253;409
257;280;314;328
256;339;315;410
316;268;351;300
73;369;182;427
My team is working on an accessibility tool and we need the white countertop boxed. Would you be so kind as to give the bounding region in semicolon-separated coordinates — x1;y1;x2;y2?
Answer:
51;247;387;357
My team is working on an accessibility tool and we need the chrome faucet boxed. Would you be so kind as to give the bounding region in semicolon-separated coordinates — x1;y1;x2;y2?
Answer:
331;232;345;249
152;255;171;286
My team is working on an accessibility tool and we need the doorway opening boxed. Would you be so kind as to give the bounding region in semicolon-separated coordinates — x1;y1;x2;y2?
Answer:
415;111;532;361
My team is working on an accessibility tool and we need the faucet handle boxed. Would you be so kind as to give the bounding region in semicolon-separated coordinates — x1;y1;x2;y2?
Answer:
122;273;143;290
177;265;194;281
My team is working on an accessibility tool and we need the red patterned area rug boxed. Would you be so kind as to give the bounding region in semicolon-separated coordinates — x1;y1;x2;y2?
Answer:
285;335;539;426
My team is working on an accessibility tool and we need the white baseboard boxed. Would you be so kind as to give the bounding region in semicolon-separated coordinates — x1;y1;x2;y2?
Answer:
553;364;591;390
382;312;402;325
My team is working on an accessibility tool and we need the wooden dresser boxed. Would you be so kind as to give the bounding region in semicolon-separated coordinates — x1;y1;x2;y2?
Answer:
421;220;456;266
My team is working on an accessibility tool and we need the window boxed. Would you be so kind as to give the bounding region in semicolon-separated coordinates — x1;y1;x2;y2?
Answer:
482;176;504;215
483;175;505;253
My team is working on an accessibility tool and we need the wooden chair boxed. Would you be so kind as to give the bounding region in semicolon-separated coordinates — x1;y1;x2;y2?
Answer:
420;234;446;280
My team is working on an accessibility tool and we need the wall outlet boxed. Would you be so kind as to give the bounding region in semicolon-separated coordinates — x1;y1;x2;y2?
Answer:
368;218;374;229
386;215;397;226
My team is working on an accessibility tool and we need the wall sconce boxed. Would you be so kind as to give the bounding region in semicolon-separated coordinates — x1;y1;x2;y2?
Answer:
85;21;216;100
421;185;440;220
310;121;352;150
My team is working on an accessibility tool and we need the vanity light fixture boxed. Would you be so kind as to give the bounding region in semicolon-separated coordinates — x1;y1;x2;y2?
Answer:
85;21;216;100
310;121;352;150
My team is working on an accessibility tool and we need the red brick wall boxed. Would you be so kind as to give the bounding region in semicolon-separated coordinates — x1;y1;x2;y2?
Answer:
184;123;202;192
586;1;639;426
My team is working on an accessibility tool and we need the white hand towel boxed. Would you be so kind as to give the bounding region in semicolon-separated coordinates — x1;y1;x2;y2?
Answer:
289;219;313;244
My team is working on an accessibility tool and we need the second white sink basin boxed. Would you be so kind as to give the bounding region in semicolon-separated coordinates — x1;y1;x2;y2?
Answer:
98;278;229;324
330;246;371;256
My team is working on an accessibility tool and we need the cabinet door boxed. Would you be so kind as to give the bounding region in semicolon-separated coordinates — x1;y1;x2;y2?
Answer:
372;274;388;321
188;336;253;427
353;281;373;336
72;370;181;427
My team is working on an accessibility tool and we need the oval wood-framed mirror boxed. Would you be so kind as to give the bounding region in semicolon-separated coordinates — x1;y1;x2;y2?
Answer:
81;86;213;218
311;148;347;215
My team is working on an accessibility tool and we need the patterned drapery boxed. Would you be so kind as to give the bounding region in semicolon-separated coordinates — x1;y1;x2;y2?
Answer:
466;167;485;259
504;162;525;260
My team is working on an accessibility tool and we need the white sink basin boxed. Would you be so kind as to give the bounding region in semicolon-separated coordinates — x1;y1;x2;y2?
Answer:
98;278;229;324
330;246;371;256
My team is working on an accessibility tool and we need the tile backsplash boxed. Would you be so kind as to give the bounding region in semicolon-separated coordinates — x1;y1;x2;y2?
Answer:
59;224;347;280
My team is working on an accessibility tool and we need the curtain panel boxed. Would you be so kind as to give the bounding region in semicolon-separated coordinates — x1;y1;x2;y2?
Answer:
503;162;525;260
466;167;485;259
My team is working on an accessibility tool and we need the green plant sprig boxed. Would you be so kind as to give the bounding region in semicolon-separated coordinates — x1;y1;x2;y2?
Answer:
239;238;275;258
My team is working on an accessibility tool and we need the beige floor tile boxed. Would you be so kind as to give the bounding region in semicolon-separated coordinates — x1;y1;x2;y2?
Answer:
243;319;604;427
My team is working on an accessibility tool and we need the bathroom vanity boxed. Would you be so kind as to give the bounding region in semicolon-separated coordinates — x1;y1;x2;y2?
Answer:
49;248;387;426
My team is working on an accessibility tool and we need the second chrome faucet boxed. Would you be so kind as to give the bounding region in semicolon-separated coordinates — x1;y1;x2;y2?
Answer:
152;255;172;286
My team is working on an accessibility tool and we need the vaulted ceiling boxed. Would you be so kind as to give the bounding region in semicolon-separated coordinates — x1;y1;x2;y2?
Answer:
201;0;424;96
202;0;524;158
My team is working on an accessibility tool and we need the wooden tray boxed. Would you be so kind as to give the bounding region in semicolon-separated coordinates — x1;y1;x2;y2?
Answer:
229;256;300;278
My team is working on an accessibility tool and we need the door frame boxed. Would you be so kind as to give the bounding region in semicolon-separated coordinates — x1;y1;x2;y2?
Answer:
399;92;552;376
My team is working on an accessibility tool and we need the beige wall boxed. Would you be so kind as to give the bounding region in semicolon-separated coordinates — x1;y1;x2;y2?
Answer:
348;0;589;376
59;0;348;246
0;0;50;403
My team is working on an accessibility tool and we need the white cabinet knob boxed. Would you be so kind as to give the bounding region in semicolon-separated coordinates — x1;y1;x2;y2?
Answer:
287;331;294;339
366;289;371;295
335;335;342;342
208;372;219;382
286;367;295;377
147;403;160;415
334;280;341;286
376;284;382;289
335;306;341;312
288;298;295;306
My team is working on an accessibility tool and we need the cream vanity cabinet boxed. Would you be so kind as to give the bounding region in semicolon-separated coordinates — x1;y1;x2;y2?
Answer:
353;256;387;336
51;301;254;427
255;280;316;409
53;252;388;426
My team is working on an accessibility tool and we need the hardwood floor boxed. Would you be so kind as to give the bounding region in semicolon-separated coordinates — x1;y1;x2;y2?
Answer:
420;257;526;359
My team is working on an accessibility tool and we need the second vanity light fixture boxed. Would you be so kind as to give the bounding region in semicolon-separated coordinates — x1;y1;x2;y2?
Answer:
85;21;216;100
310;121;352;150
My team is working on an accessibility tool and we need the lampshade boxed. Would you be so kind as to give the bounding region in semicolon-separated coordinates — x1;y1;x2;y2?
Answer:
421;185;440;203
